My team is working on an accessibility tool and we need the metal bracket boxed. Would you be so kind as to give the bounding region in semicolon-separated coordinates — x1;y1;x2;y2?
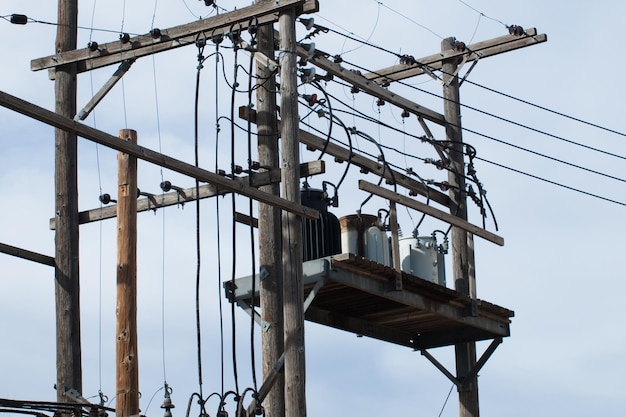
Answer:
458;56;480;87
420;337;503;390
236;300;270;332
303;278;325;312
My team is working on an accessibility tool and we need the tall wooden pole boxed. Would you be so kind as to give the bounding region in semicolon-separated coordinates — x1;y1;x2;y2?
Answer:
54;0;81;403
255;1;285;415
441;37;479;417
116;129;140;417
279;8;307;417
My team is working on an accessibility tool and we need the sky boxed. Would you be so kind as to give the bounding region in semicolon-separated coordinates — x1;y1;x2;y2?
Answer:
1;0;625;416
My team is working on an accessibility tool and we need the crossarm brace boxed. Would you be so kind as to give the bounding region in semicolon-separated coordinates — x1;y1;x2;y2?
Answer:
420;337;503;389
75;59;135;121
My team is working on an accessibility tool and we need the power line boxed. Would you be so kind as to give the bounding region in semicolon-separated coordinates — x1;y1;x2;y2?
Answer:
476;156;626;207
462;78;626;138
343;56;626;162
462;126;626;184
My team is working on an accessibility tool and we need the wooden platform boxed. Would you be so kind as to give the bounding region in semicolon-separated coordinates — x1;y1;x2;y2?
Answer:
226;253;513;350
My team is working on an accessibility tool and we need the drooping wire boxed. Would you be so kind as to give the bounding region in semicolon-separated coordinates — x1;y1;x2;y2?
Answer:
456;0;508;28
229;38;241;396
151;0;159;30
212;28;227;400
371;0;444;40
193;37;206;401
340;1;380;56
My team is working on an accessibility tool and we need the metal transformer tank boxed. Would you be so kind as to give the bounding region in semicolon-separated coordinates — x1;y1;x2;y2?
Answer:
300;188;341;261
398;236;446;286
339;214;391;266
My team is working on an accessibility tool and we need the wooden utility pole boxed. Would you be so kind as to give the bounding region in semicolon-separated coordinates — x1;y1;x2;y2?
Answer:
256;0;285;415
442;38;479;417
54;0;81;404
115;129;140;417
279;8;307;417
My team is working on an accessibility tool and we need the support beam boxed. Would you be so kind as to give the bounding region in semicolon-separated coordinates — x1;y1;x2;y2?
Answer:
358;180;504;246
365;28;547;83
297;45;446;126
115;129;139;417
0;242;55;267
440;37;478;417
48;161;325;229
279;8;307;417
32;0;318;74
54;0;81;404
254;5;285;415
0;90;318;220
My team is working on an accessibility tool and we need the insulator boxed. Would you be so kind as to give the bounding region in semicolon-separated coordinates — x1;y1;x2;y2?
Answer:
376;98;385;107
211;33;224;44
300;42;316;58
203;0;215;6
254;402;263;416
302;93;318;106
218;169;226;176
409;190;418;197
300;67;316;83
300;17;315;31
10;14;28;25
350;86;360;94
99;193;116;204
250;161;260;171
217;411;228;417
401;110;410;118
160;181;173;192
89;407;99;417
438;181;449;191
380;79;391;88
120;33;131;43
88;42;99;52
453;40;466;52
508;25;525;36
333;54;343;64
234;165;243;174
150;28;162;39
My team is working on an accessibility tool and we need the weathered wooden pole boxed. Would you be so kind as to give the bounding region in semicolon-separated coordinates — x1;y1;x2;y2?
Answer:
54;0;82;403
441;37;479;417
116;129;140;417
255;0;285;415
279;7;307;417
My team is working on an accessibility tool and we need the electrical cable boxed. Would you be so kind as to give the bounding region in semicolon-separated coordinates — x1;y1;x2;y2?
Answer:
462;126;626;184
313;23;626;149
193;38;205;400
213;29;227;400
456;0;508;27
1;14;141;36
437;383;455;417
476;155;626;207
229;41;241;396
370;1;444;40
245;38;259;394
462;77;626;138
339;56;626;163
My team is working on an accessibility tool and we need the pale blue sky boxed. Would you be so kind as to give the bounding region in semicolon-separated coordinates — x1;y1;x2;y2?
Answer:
1;1;624;416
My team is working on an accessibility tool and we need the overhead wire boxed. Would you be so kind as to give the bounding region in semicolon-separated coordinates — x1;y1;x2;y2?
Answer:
193;36;206;405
